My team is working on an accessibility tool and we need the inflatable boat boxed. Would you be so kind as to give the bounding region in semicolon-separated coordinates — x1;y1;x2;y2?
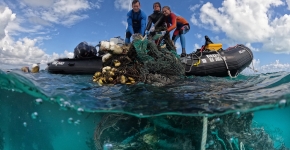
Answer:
183;44;253;77
47;44;253;77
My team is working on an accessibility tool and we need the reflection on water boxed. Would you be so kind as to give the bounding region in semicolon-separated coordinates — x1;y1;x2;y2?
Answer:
0;69;290;149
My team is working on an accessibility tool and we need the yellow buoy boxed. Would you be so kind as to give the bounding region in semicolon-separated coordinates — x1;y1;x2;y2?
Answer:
105;66;111;71
111;68;117;72
31;64;39;73
108;77;114;82
120;75;127;84
109;71;115;77
113;60;121;67
21;67;30;73
128;77;134;81
94;72;102;78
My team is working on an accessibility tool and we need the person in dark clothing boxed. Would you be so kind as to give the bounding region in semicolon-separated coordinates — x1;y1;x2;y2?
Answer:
125;0;147;44
145;2;165;35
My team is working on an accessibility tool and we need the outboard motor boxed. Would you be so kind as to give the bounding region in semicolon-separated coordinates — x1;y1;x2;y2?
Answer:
74;41;97;58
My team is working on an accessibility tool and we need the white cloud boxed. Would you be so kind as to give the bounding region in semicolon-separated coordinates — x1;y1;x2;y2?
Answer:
189;4;201;12
0;7;15;39
20;0;103;27
190;14;199;26
194;43;200;50
259;60;290;72
21;0;54;8
192;0;290;53
286;0;290;10
263;14;290;54
52;0;90;15
245;43;259;52
121;20;127;27
61;14;89;27
114;0;131;11
0;32;72;67
0;1;105;69
0;7;73;69
1;35;46;65
175;42;181;50
243;59;290;74
189;4;202;26
195;33;202;39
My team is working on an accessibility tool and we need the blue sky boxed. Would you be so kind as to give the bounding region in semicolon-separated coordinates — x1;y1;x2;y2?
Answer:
1;0;290;71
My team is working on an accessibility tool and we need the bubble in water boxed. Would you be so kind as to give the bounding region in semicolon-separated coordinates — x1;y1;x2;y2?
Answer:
63;101;71;107
235;111;241;118
208;140;214;145
35;98;43;105
50;98;55;102
214;118;221;123
23;122;27;127
77;108;84;115
31;112;38;119
59;98;65;102
74;120;81;125
103;143;113;150
68;118;74;124
278;99;287;108
60;101;72;110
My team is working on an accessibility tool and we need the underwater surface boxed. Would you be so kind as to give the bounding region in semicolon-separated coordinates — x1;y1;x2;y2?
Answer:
0;69;290;150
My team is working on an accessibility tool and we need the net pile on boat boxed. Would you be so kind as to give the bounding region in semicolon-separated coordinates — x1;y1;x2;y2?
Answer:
93;34;185;86
91;113;289;150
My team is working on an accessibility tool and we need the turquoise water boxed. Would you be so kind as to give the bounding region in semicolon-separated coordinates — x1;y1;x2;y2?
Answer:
0;69;289;150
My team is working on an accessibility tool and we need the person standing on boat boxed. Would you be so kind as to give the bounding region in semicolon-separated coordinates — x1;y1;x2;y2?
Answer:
145;2;165;36
162;6;190;57
125;0;147;44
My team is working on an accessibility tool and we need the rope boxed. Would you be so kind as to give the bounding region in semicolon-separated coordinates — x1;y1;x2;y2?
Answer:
184;44;255;78
142;35;147;41
237;45;258;73
200;116;208;150
240;142;245;150
185;50;203;73
215;50;239;78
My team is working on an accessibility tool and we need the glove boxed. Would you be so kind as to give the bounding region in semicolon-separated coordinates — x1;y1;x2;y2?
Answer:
160;31;167;36
149;25;155;32
145;30;150;35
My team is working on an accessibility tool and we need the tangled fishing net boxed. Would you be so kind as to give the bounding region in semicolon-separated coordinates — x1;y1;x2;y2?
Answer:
0;128;4;150
92;113;289;150
93;33;184;86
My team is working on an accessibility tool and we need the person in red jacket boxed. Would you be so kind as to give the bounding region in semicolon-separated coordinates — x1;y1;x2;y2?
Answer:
162;6;190;57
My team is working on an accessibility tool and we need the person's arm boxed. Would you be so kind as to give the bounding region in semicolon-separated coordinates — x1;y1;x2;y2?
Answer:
127;11;134;34
167;13;177;32
154;14;164;29
145;15;153;31
140;10;147;35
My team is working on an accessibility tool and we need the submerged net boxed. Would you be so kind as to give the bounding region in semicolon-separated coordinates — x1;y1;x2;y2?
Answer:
92;113;289;150
0;128;3;150
93;34;185;86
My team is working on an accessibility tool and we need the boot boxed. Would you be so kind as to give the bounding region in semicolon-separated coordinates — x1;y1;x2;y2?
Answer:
180;48;186;57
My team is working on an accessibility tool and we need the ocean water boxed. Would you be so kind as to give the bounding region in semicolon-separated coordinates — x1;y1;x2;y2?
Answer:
0;69;290;150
